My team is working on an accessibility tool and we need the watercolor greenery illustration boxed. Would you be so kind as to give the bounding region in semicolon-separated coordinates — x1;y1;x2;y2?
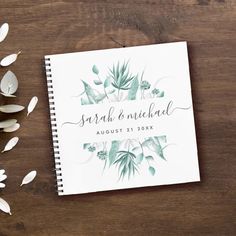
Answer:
84;136;168;180
77;61;168;180
78;61;165;104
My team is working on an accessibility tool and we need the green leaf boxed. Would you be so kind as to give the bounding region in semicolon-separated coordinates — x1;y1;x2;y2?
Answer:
95;94;107;102
142;138;153;148
145;155;154;161
92;65;99;75
114;150;138;180
152;137;166;160
155;135;167;143
149;166;155;176
128;75;139;100
93;80;102;85
135;153;143;164
81;97;92;105
83;143;90;149
108;141;120;166
109;61;135;91
143;137;166;161
104;77;111;88
81;80;97;104
157;91;164;97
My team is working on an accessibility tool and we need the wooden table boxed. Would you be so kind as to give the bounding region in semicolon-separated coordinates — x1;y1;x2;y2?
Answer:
0;1;235;235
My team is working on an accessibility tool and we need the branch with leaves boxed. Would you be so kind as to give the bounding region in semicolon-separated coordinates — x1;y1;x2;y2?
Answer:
76;60;165;105
83;136;168;181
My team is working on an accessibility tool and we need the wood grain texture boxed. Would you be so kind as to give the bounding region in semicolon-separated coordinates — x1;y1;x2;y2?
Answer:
0;0;235;235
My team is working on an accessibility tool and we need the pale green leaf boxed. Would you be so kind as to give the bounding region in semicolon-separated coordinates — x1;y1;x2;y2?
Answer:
93;80;102;85
128;75;139;100
108;141;120;166
149;166;155;176
145;155;154;161
92;65;99;75
135;153;143;164
104;77;111;88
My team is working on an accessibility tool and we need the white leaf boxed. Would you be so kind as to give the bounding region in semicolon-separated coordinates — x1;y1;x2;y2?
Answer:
2;137;19;153
0;23;9;43
0;197;11;215
0;169;5;175
0;70;18;95
27;96;38;116
0;183;5;188
3;123;20;132
0;174;7;182
0;119;17;128
0;92;16;97
20;170;37;186
0;104;24;113
0;51;21;67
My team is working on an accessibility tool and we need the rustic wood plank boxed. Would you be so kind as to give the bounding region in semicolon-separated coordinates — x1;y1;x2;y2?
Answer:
0;0;235;235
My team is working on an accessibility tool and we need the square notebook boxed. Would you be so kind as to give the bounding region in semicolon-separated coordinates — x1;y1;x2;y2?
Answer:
44;41;200;196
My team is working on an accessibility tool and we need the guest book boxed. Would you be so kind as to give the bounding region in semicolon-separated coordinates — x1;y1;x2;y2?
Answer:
44;41;200;196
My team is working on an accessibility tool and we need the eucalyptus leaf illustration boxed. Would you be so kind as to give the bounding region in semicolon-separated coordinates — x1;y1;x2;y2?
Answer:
128;75;139;100
108;140;120;166
149;166;155;176
0;70;18;95
0;23;9;43
145;155;154;161
20;170;37;186
92;65;99;75
0;104;24;113
157;91;164;97
0;51;21;67
104;77;111;88
3;123;20;132
0;197;11;215
0;119;17;128
2;137;19;153
27;96;38;116
135;153;144;164
83;143;90;150
114;151;138;180
93;80;102;85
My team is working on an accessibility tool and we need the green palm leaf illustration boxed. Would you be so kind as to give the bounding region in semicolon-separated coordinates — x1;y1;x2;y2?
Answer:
113;151;139;180
109;61;135;91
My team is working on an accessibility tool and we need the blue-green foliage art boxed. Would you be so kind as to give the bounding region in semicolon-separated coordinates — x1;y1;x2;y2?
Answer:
79;61;168;180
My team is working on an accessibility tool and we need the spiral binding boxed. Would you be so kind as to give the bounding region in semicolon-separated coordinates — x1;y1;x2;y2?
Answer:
44;57;64;195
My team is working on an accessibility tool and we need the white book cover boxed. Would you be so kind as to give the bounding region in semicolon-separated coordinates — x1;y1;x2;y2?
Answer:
45;41;200;196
